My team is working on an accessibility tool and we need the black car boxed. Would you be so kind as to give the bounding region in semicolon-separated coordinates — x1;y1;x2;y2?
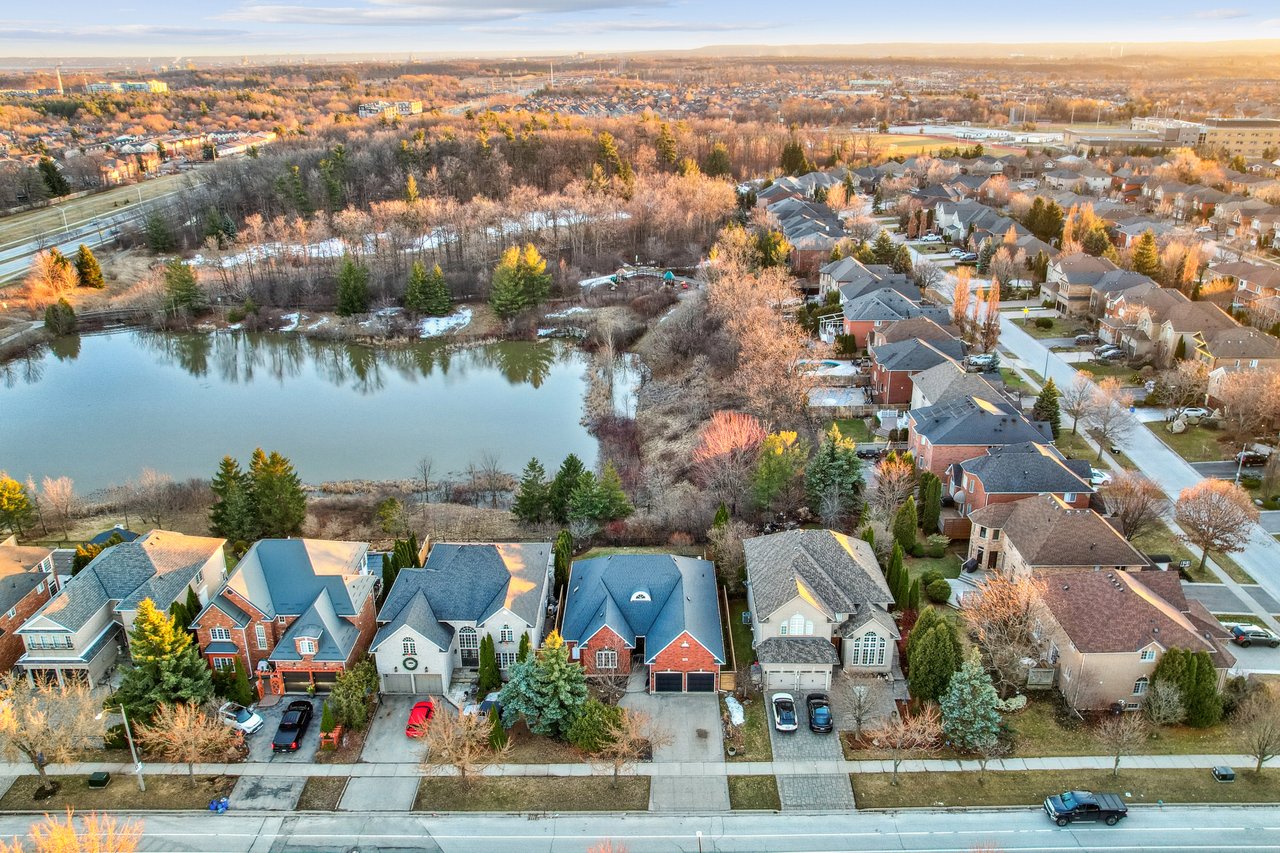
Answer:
1043;790;1128;826
805;692;834;733
855;445;886;460
1236;450;1271;468
271;700;314;753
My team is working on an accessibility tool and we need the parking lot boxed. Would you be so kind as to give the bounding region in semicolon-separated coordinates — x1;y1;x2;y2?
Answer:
361;694;433;764
245;695;323;763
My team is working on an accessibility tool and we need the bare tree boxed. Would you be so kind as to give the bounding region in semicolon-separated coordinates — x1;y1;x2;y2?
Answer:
838;680;877;741
136;703;242;783
1215;369;1280;441
869;705;941;785
1087;378;1135;460
978;282;1001;353
1096;713;1147;777
870;452;917;522
134;468;174;528
706;519;751;593
693;411;767;515
40;476;79;542
1156;361;1209;421
0;675;107;794
0;810;143;853
962;572;1047;697
1142;680;1185;727
951;268;972;333
1099;473;1169;541
420;707;512;785
591;708;672;788
1175;479;1259;571
1060;370;1098;435
22;249;76;310
415;455;435;514
974;734;1011;781
914;260;944;294
1237;691;1280;773
475;452;510;509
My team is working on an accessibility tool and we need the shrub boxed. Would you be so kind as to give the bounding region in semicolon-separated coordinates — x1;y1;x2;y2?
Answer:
919;569;944;588
925;533;949;558
925;578;952;603
1241;476;1262;490
566;699;621;752
909;541;925;558
1034;317;1053;329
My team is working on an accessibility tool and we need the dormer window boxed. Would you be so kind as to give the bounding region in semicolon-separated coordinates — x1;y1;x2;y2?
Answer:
298;639;317;656
630;590;651;603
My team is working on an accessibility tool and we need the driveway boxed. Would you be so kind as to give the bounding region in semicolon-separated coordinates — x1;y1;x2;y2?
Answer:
1184;583;1280;614
245;695;322;763
361;694;433;764
1191;461;1246;479
620;690;727;812
765;691;854;811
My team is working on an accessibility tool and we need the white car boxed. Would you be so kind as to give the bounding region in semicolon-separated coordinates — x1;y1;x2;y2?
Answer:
217;702;264;735
919;234;944;243
1089;468;1113;487
948;248;968;258
771;693;798;732
1178;407;1212;420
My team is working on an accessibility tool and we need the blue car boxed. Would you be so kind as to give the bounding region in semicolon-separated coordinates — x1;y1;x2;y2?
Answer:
806;692;834;733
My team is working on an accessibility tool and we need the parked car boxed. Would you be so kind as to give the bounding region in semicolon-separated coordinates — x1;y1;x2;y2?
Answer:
855;445;887;460
948;248;968;258
1231;624;1280;648
217;702;264;735
462;691;501;718
966;353;997;368
1176;406;1212;420
806;693;834;734
1074;334;1100;345
1236;450;1271;467
405;700;436;737
919;234;944;243
959;252;979;262
1043;790;1128;826
271;700;314;753
771;693;798;732
1089;468;1113;487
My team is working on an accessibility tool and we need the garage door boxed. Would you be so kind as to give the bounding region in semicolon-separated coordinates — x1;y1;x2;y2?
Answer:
686;672;716;692
281;670;340;694
797;669;830;691
653;672;683;692
765;668;795;691
382;673;415;694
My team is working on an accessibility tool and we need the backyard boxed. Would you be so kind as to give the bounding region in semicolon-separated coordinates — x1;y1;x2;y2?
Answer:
904;552;962;582
831;418;874;443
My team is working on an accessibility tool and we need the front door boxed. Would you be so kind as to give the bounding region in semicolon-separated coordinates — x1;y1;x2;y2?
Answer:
458;627;479;668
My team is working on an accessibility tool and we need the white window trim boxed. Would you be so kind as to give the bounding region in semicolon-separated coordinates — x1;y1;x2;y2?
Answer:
298;639;316;655
255;624;267;650
595;649;618;670
403;637;417;657
210;627;231;642
1139;648;1156;662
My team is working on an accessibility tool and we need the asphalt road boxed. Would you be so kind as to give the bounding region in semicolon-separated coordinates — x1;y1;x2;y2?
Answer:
2;806;1278;852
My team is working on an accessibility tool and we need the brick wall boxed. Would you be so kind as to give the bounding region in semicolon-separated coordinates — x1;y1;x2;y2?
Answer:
573;626;631;678
648;630;719;691
0;581;52;671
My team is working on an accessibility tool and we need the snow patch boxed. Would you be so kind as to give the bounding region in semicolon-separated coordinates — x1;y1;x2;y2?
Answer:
306;317;330;331
418;308;472;338
545;306;590;319
724;695;745;727
278;312;301;332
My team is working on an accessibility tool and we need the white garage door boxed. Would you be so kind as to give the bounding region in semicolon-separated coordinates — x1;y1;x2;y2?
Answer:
382;673;415;694
797;669;830;691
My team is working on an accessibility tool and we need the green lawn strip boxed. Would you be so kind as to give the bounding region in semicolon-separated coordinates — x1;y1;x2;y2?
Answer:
1131;523;1217;584
1076;361;1141;383
904;552;961;581
999;368;1032;395
1142;422;1232;464
298;777;348;811
581;545;703;559
725;597;772;762
0;774;234;811
1212;551;1257;585
1052;428;1136;470
1014;319;1070;340
727;775;781;810
414;776;649;812
831;417;874;443
852;768;1279;809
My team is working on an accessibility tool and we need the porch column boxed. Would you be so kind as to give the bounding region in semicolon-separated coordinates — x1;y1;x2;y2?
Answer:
55;668;64;688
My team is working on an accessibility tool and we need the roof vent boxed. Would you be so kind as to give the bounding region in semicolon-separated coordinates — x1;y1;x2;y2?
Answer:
630;590;651;603
1062;584;1069;591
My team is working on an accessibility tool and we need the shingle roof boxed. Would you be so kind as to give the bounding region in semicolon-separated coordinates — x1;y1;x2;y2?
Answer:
0;545;52;575
908;396;1051;447
1052;253;1119;285
743;529;891;621
956;443;1093;495
1201;326;1280;360
842;288;951;325
212;538;374;622
755;636;840;665
871;338;965;373
372;588;454;652
876;317;960;345
968;495;1147;569
910;361;1003;407
561;554;724;665
271;587;360;663
0;564;47;616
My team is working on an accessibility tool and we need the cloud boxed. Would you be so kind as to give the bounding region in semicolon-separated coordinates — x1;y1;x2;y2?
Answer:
1193;8;1247;19
220;0;660;26
467;18;776;35
0;24;250;40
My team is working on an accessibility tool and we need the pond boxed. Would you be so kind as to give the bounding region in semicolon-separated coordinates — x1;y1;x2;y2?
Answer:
0;330;617;493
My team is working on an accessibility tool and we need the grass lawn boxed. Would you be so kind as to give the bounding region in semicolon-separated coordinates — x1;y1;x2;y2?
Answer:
999;368;1034;395
297;777;348;811
725;597;772;762
1144;422;1232;463
1076;361;1141;383
727;775;781;810
1132;523;1217;583
1212;552;1256;585
904;552;961;581
1016;319;1068;340
1006;699;1241;757
1052;429;1137;470
852;768;1280;809
0;774;234;811
414;776;649;812
581;545;703;559
831;418;874;443
504;729;587;764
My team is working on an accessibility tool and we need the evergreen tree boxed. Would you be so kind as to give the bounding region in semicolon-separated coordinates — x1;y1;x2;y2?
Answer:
498;632;587;738
43;298;77;335
871;231;897;265
893;496;919;551
905;607;942;659
228;657;254;706
552;529;573;589
489;250;527;319
115;598;215;721
1132;230;1162;280
713;502;730;528
38;157;70;196
655;122;678;165
250;449;306;537
209;456;258;543
907;578;921;612
518;243;552;308
512;458;550;525
860;525;876;551
73;244;105;289
804;425;864;521
887;543;906;609
144;212;176;253
595;462;634;521
169;600;189;631
780;137;809;175
477;634;501;694
567;471;603;524
185;588;201;623
977;241;996;275
163;259;201;314
335;255;371;316
548;455;586;524
488;705;508;749
403;260;430;314
517;632;532;663
1183;650;1223;728
940;651;1001;752
404;173;419;203
907;621;962;703
421;263;452;316
1033;378;1062;439
320;701;336;734
921;475;942;535
702;142;732;177
1173;336;1187;360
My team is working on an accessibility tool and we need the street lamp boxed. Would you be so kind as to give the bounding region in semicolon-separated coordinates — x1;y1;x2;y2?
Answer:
97;704;145;792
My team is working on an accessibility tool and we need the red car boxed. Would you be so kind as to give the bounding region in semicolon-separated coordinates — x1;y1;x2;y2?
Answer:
405;700;435;737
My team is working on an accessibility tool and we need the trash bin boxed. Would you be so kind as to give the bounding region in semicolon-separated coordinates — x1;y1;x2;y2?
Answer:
87;772;111;789
1212;766;1236;782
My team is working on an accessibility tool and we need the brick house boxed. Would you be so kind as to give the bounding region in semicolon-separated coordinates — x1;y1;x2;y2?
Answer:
947;442;1093;518
906;395;1053;478
192;539;376;696
561;554;724;692
839;288;951;348
0;539;56;672
965;495;1148;575
868;337;965;407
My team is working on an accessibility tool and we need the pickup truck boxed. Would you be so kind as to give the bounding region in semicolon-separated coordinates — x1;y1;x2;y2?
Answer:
1043;790;1128;826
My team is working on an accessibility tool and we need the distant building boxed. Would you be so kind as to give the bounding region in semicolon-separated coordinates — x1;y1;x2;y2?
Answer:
86;80;168;94
356;100;421;119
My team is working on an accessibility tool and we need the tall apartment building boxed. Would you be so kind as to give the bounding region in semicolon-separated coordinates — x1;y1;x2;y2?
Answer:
1200;119;1280;158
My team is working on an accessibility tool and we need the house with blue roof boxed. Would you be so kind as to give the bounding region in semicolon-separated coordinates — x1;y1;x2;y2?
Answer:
371;542;554;695
561;553;725;693
192;538;375;696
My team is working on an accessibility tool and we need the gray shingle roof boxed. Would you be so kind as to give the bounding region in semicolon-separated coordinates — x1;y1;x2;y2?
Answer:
372;589;454;652
910;361;1002;407
271;587;359;663
215;539;373;621
908;396;1051;446
743;529;891;621
871;338;965;373
755;636;840;665
843;288;950;325
0;566;47;616
561;554;725;665
956;442;1093;495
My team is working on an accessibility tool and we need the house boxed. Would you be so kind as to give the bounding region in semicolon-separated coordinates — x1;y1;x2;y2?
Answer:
0;539;56;672
908;360;1003;410
906;395;1053;477
840;288;951;348
193;538;375;696
947;442;1093;518
371;542;553;694
818;256;914;303
561;553;723;693
965;495;1148;575
744;529;896;691
1086;270;1157;317
868;337;966;406
871;316;961;348
766;197;845;275
1043;254;1120;317
1212;261;1280;310
1038;568;1235;712
1194;326;1280;372
18;530;226;687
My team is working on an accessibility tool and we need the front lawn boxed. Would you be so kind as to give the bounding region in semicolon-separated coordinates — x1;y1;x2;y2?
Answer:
297;776;348;811
1077;361;1140;383
1016;318;1069;340
1053;429;1137;470
1006;698;1241;757
1144;422;1232;463
831;418;874;443
727;775;781;810
1132;523;1217;584
504;728;587;764
414;776;649;812
999;368;1032;395
904;552;962;581
0;774;234;811
852;768;1280;809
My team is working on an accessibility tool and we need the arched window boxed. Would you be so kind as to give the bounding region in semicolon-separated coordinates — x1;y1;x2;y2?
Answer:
402;637;416;656
1133;676;1149;696
630;590;651;602
459;627;479;651
852;633;886;667
788;613;806;636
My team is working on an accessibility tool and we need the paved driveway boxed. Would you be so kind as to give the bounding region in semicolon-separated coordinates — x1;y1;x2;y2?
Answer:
620;690;727;811
765;691;854;811
361;695;433;764
1184;583;1280;614
245;696;321;763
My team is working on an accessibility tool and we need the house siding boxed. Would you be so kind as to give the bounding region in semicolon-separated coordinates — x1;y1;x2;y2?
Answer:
649;630;719;692
0;582;52;671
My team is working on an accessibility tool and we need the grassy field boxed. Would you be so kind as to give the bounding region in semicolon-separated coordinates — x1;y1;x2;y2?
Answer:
870;133;1025;157
297;777;348;811
1015;318;1071;340
1076;361;1140;383
832;418;874;443
852;768;1280;809
904;552;962;581
0;774;234;811
726;596;772;762
727;775;781;810
1144;422;1232;463
1132;523;1217;583
414;777;649;812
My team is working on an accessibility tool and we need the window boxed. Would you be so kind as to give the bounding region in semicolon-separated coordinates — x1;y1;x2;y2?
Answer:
1048;642;1060;665
1063;492;1077;503
298;639;316;656
500;625;514;643
978;526;988;538
851;633;886;667
991;529;1001;541
779;624;788;636
788;614;808;636
402;637;417;657
498;651;516;669
596;649;618;670
210;627;231;642
1139;648;1156;662
458;627;479;652
255;624;267;650
630;590;651;602
5;608;13;619
1133;676;1149;696
212;658;233;672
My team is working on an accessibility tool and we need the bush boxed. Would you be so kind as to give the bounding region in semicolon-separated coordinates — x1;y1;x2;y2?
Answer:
834;334;858;357
1034;317;1053;329
925;578;952;603
919;569;945;589
1240;476;1262;490
909;541;925;558
566;699;621;752
925;533;949;558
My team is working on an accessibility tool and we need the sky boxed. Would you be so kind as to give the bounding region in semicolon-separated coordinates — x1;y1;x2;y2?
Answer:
3;0;1280;58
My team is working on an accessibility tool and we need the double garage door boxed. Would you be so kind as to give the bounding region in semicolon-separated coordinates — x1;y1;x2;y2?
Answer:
381;672;444;694
281;670;339;694
652;671;718;693
764;667;831;692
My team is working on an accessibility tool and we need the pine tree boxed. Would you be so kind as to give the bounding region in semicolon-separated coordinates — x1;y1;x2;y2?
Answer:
43;298;77;335
185;588;201;623
477;634;501;694
552;529;573;589
422;263;452;316
1173;336;1187;361
228;657;254;706
512;458;550;524
860;525;876;551
887;543;906;608
209;456;258;543
1132;230;1162;279
163;259;201;314
518;243;552;308
335;255;371;316
907;578;921;612
404;173;419;203
489;246;527;319
115;599;215;721
907;621;961;703
713;502;730;528
940;651;1001;752
871;231;897;265
144;212;175;253
567;471;605;524
1183;650;1223;728
38;157;70;196
169;600;189;630
702;142;732;177
804;425;864;521
596;462;634;521
1033;378;1062;439
921;476;942;535
73;244;104;289
893;496;919;551
656;122;678;165
548;455;586;524
403;260;430;314
780;137;809;175
250;449;306;537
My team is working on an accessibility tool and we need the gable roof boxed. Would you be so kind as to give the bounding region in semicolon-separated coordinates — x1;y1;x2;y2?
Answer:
1199;326;1280;360
743;529;891;620
561;554;724;665
956;442;1093;495
910;361;1003;407
876;316;960;345
908;395;1052;447
842;288;951;325
968;495;1147;569
871;337;965;373
1052;253;1119;285
203;538;373;624
0;545;52;575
